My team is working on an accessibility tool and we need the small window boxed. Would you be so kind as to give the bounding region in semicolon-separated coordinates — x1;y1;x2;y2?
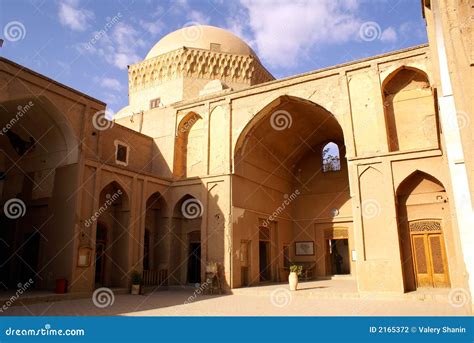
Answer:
150;98;161;109
116;145;127;162
322;142;341;172
114;140;129;166
210;43;221;52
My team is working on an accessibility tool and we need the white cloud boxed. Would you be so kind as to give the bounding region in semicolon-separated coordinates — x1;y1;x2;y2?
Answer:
58;0;94;31
187;10;211;24
237;0;363;68
78;22;146;70
140;20;164;35
169;0;210;25
224;3;255;46
100;77;123;91
380;27;397;43
399;21;426;41
102;92;121;106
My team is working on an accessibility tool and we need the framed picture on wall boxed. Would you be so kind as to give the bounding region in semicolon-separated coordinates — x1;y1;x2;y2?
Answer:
295;241;314;256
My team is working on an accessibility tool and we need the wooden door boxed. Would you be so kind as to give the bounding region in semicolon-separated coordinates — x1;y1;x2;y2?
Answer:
411;234;432;287
410;220;450;288
428;233;450;287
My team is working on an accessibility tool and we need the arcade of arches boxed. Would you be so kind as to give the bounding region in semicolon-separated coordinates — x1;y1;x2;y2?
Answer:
1;18;472;311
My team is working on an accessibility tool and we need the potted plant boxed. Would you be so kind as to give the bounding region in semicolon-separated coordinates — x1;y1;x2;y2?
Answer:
289;265;302;291
130;270;142;295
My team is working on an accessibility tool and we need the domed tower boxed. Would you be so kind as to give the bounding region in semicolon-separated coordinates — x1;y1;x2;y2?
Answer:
122;25;274;115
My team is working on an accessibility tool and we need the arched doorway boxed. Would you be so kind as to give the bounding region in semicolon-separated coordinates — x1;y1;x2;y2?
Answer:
233;95;351;286
397;171;451;290
187;230;201;284
170;195;202;285
94;223;107;286
0;97;80;291
143;229;150;271
142;192;168;286
174;112;204;178
95;181;130;288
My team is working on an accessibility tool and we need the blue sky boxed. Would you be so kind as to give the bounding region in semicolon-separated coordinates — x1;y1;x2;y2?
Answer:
1;0;427;114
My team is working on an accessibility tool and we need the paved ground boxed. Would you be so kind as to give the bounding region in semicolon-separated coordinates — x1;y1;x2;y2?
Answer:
0;280;469;316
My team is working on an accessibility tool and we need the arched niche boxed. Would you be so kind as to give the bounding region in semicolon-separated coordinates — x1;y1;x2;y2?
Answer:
174;112;204;178
396;170;451;291
382;67;438;152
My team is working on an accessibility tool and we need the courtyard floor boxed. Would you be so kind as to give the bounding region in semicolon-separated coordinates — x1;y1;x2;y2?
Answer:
0;280;469;316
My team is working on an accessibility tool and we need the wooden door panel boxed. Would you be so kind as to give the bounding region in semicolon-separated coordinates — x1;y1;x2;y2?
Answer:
410;230;450;289
428;234;450;288
411;234;432;287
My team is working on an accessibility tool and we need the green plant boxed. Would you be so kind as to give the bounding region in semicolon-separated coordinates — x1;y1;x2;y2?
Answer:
131;270;142;285
289;265;302;276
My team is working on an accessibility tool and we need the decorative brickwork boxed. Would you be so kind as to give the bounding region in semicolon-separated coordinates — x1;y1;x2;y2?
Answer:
409;220;442;233
128;47;274;93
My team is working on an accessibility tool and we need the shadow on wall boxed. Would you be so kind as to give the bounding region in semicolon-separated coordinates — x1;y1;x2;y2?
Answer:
167;189;228;290
0;96;82;291
231;95;351;287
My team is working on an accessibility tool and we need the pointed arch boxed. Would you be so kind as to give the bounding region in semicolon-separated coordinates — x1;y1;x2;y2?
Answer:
170;193;203;285
359;165;382;179
99;178;131;208
174;112;204;178
143;191;167;274
173;193;203;218
95;181;131;288
381;66;430;89
382;66;438;152
396;170;451;291
234;95;343;159
231;95;351;287
396;170;445;197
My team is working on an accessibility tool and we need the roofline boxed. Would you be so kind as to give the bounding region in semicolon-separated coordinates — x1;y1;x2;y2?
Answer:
0;56;106;105
267;43;429;85
173;43;429;107
129;46;274;79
